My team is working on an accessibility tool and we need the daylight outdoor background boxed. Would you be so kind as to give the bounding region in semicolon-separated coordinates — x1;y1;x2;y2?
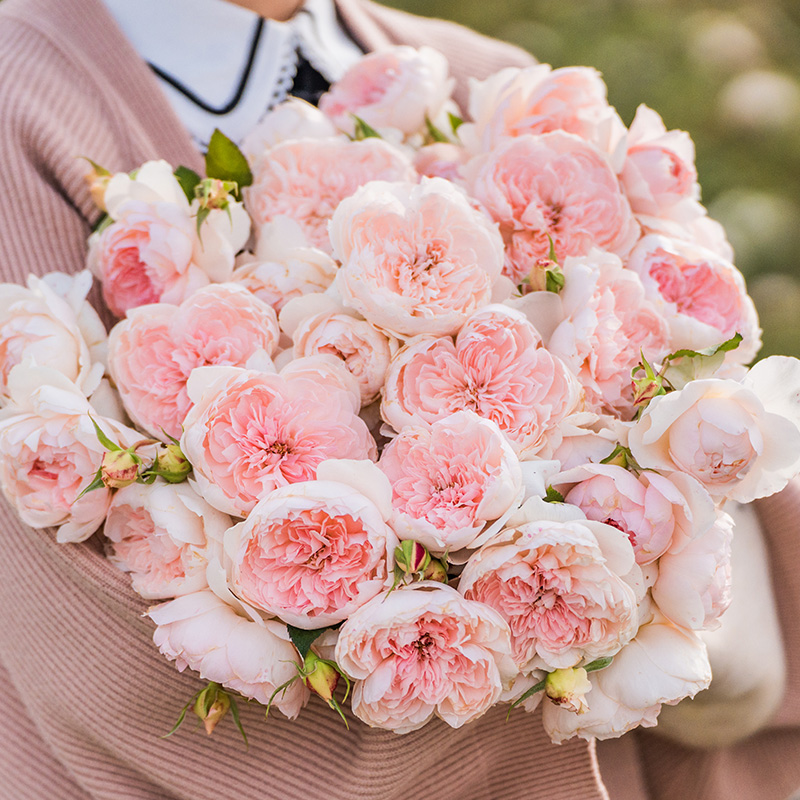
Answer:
386;0;800;360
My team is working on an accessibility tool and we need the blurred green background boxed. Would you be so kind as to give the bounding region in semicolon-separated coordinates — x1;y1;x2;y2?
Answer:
386;0;800;360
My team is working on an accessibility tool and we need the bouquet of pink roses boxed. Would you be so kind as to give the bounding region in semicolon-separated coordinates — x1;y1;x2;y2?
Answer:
2;44;799;743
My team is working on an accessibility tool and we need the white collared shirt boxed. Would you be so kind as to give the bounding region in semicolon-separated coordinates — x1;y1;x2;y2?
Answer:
103;0;364;146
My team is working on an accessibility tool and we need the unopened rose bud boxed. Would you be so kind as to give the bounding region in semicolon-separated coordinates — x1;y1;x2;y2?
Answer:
83;159;111;212
195;178;237;210
193;683;231;735
422;557;448;584
525;258;551;292
545;667;592;714
394;540;430;576
154;443;192;483
303;651;340;703
100;449;140;489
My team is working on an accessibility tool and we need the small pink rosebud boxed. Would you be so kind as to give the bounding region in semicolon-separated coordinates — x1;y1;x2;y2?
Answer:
193;683;231;735
195;178;237;210
394;540;430;576
83;160;111;212
154;443;192;483
100;449;140;489
303;651;340;702
545;667;592;715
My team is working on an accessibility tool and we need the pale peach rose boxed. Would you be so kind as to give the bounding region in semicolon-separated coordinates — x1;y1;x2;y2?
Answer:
108;284;279;440
621;105;700;221
245;137;415;252
331;178;504;339
0;366;143;542
414;143;467;183
626;235;761;362
149;590;309;718
0;272;105;403
106;482;232;600
560;464;717;565
465;133;639;283
240;97;339;163
382;305;580;456
379;411;522;554
181;364;376;517
319;46;455;139
652;510;733;631
628;356;800;502
102;159;191;217
227;476;396;628
459;513;641;671
548;250;670;417
542;615;711;742
188;200;250;283
335;583;516;733
461;65;627;166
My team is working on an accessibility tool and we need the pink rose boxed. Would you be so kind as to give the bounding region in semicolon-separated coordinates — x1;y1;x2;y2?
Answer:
627;234;761;362
628;356;800;502
466;133;639;282
106;482;232;600
335;583;516;733
149;590;308;718
245;137;415;252
320;46;455;139
459;511;641;670
0;366;142;542
108;284;279;440
227;474;395;628
548;250;670;417
382;305;579;456
181;364;376;516
379;411;522;554
561;464;717;564
331;178;504;339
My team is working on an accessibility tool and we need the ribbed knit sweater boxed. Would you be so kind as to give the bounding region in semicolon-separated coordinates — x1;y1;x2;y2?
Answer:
0;1;798;799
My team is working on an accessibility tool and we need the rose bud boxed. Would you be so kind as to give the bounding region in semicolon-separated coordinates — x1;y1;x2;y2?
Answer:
303;651;340;703
394;539;430;576
154;443;192;483
100;449;140;489
84;159;111;212
193;682;231;735
545;667;592;715
422;556;449;584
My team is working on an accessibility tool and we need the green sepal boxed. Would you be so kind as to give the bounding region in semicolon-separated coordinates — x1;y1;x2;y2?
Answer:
663;333;743;364
584;656;614;673
75;468;105;500
287;625;328;659
599;444;642;473
545;267;565;294
161;687;204;739
544;485;565;504
425;115;450;143
204;129;253;197
195;205;211;242
448;112;464;133
546;234;558;264
352;115;381;140
228;694;249;748
81;156;111;176
507;677;548;717
91;214;113;234
89;416;121;451
174;166;202;204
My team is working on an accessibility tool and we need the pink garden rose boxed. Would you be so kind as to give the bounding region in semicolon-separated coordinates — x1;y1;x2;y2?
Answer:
245;137;415;252
626;234;761;362
466;133;639;282
548;250;670;417
459;509;641;671
108;284;279;440
181;364;375;516
0;366;143;542
628;356;800;502
150;590;308;718
320;46;455;139
561;464;717;565
335;583;516;733
227;474;396;628
382;305;579;456
379;411;522;554
331;178;505;338
106;482;232;600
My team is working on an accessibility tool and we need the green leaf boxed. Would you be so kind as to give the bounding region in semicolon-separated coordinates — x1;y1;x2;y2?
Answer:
204;129;253;195
76;469;105;500
89;416;121;452
81;156;111;176
448;112;464;133
660;333;743;391
352;115;381;140
663;333;743;363
425;116;450;143
91;214;113;234
599;444;641;472
286;625;328;659
507;677;548;717
228;695;249;748
544;486;565;504
174;166;202;204
584;656;614;673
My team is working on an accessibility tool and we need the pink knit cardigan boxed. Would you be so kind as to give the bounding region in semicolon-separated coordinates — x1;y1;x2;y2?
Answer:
0;1;798;798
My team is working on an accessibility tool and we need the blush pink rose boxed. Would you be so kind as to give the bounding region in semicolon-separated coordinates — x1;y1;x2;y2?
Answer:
331;178;504;339
628;356;800;502
548;250;670;417
466;133;639;283
0;366;143;542
106;482;232;600
379;411;522;554
149;590;309;718
108;284;279;440
320;46;455;139
382;305;579;456
181;364;376;516
245;137;415;252
227;477;396;628
335;583;516;733
459;514;641;671
561;464;717;565
627;234;761;362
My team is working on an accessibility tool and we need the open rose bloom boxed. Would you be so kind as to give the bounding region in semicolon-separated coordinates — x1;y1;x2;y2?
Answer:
5;44;800;743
